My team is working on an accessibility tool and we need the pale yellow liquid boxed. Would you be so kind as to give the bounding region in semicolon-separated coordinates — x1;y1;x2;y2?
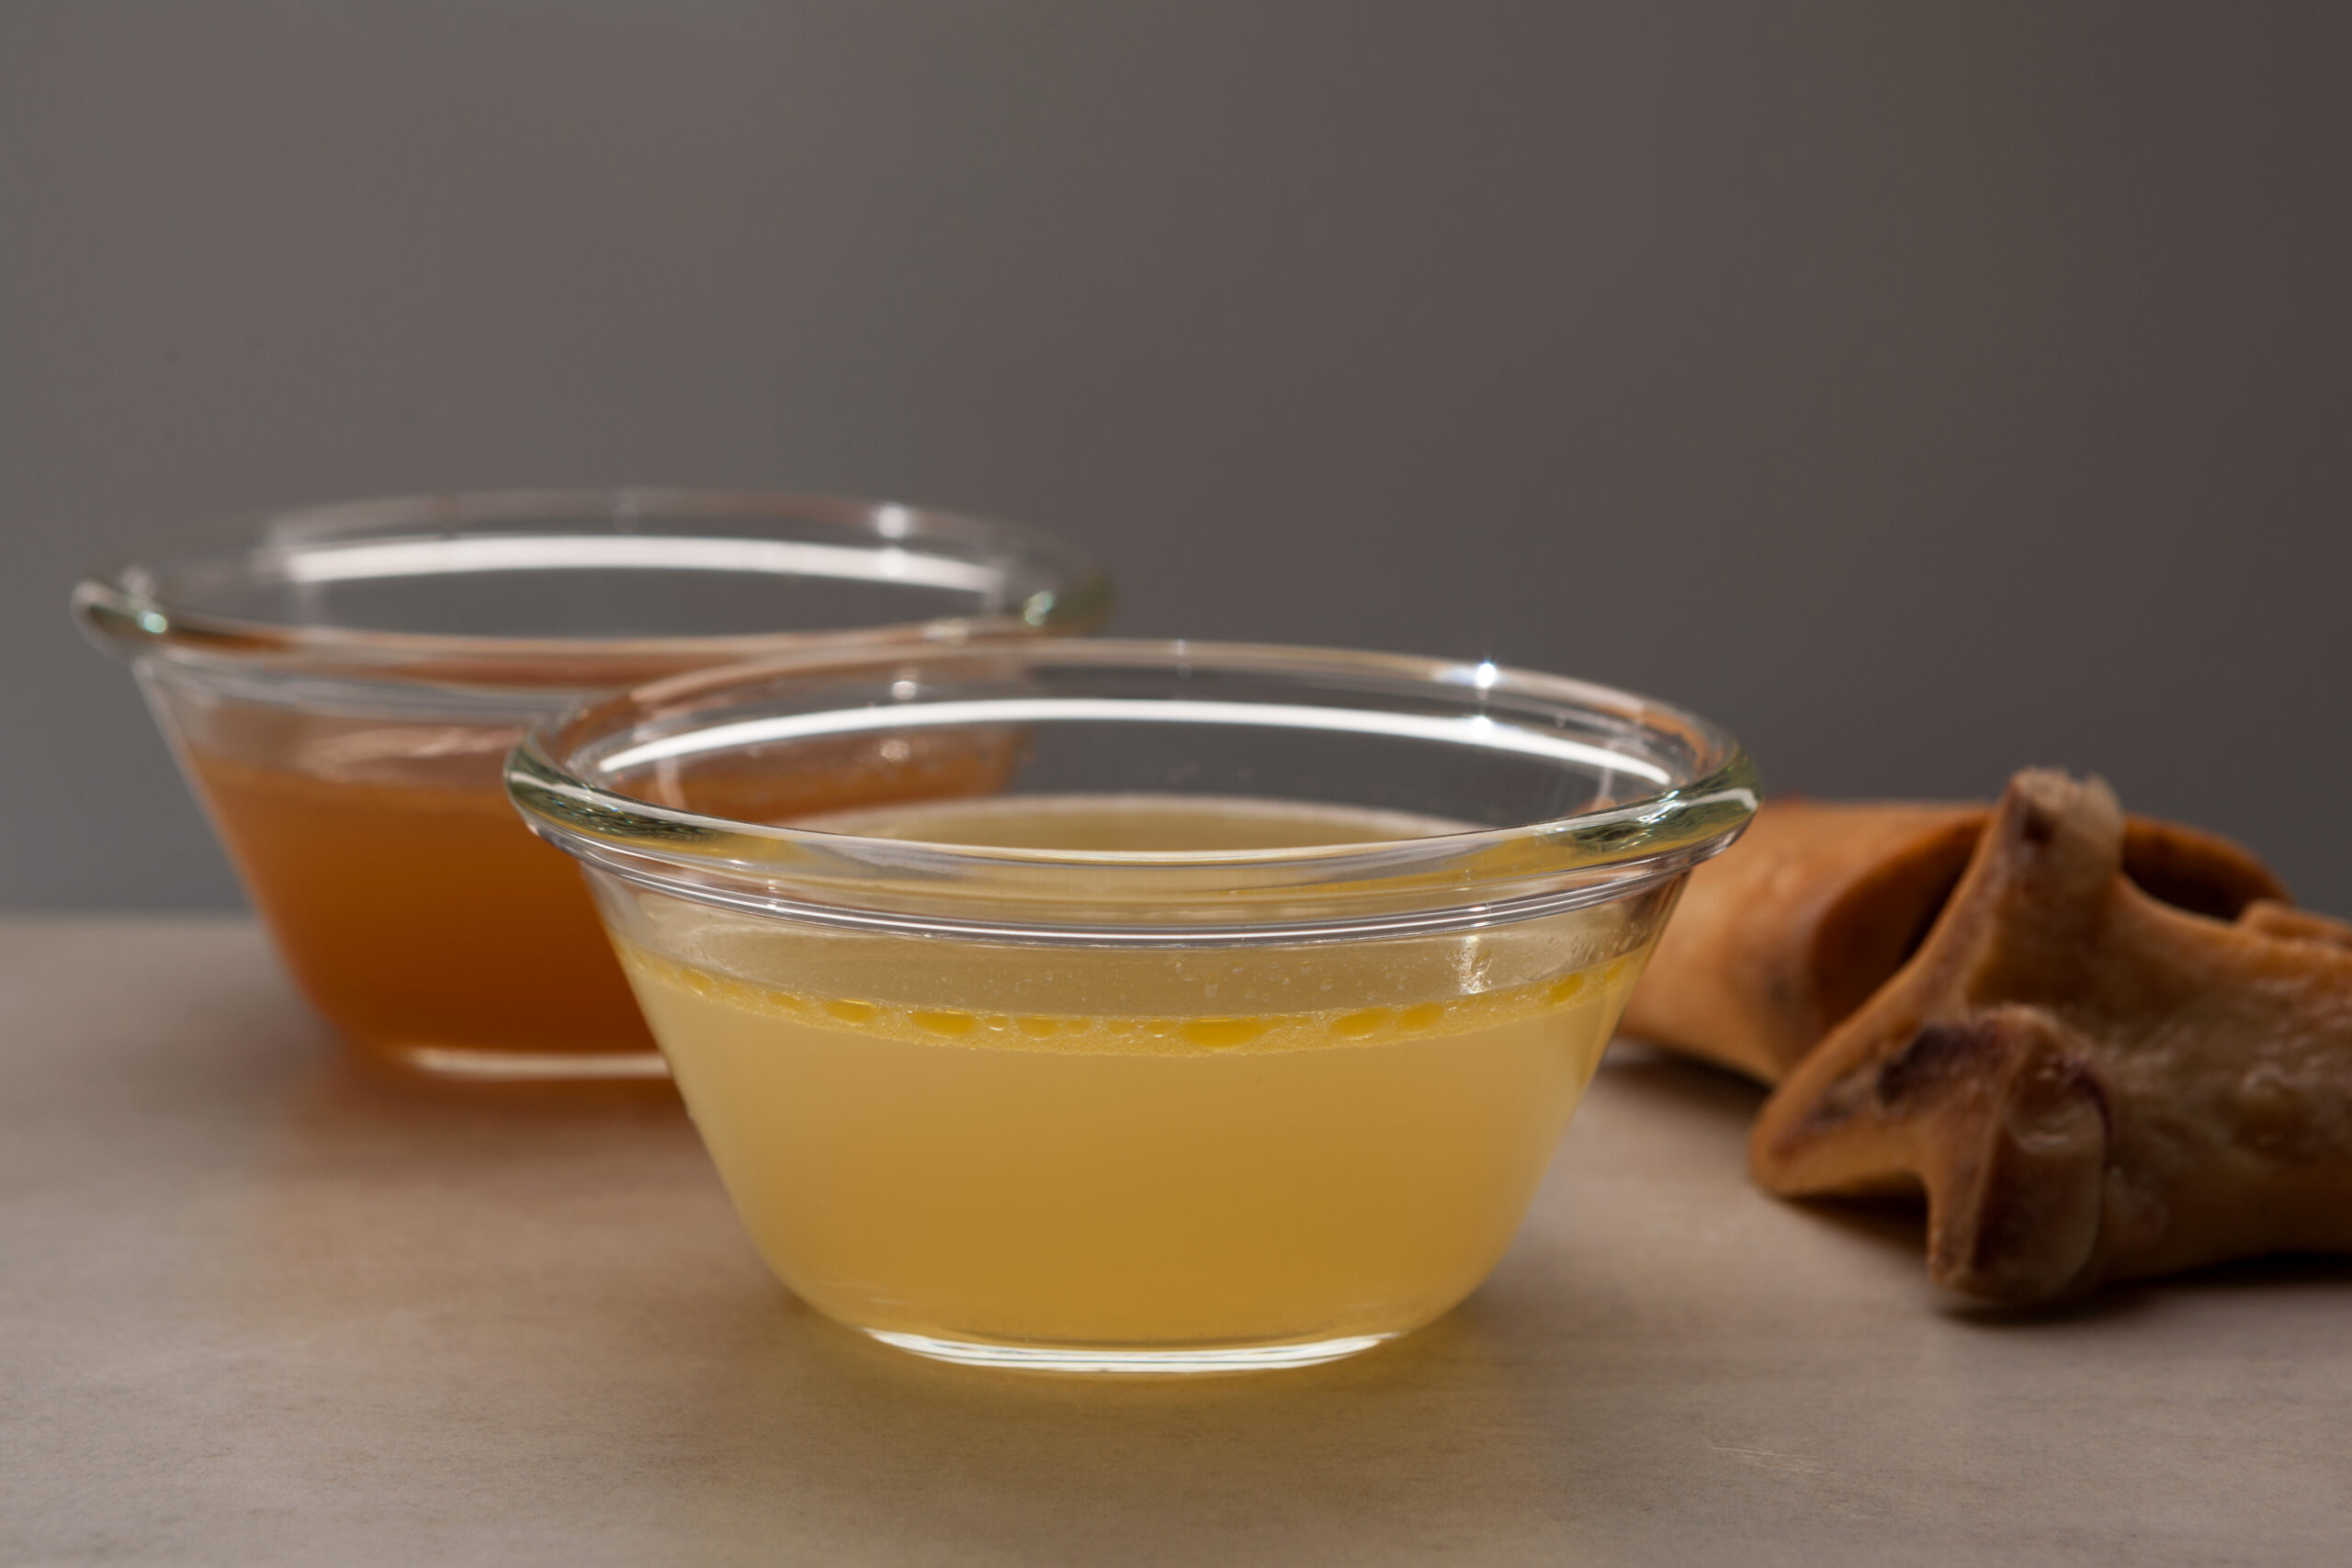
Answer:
618;796;1647;1359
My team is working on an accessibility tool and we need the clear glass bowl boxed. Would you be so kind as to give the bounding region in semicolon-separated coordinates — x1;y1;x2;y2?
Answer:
508;640;1757;1371
74;490;1111;1081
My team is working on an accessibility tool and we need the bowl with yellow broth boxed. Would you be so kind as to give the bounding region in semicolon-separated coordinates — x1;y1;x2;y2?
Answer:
507;640;1757;1371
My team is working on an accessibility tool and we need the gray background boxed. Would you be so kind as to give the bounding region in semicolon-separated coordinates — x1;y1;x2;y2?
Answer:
4;2;2346;911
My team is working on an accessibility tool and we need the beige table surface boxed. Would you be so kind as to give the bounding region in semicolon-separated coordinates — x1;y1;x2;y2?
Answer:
4;914;2347;1566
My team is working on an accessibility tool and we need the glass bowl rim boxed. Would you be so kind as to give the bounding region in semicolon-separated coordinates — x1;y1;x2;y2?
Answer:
71;487;1114;682
506;637;1760;942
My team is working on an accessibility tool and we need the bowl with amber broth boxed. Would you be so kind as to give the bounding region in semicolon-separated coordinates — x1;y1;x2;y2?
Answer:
75;490;1109;1081
507;639;1758;1371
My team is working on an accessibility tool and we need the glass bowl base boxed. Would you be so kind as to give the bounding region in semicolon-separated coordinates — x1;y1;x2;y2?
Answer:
862;1327;1396;1375
368;1042;673;1083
